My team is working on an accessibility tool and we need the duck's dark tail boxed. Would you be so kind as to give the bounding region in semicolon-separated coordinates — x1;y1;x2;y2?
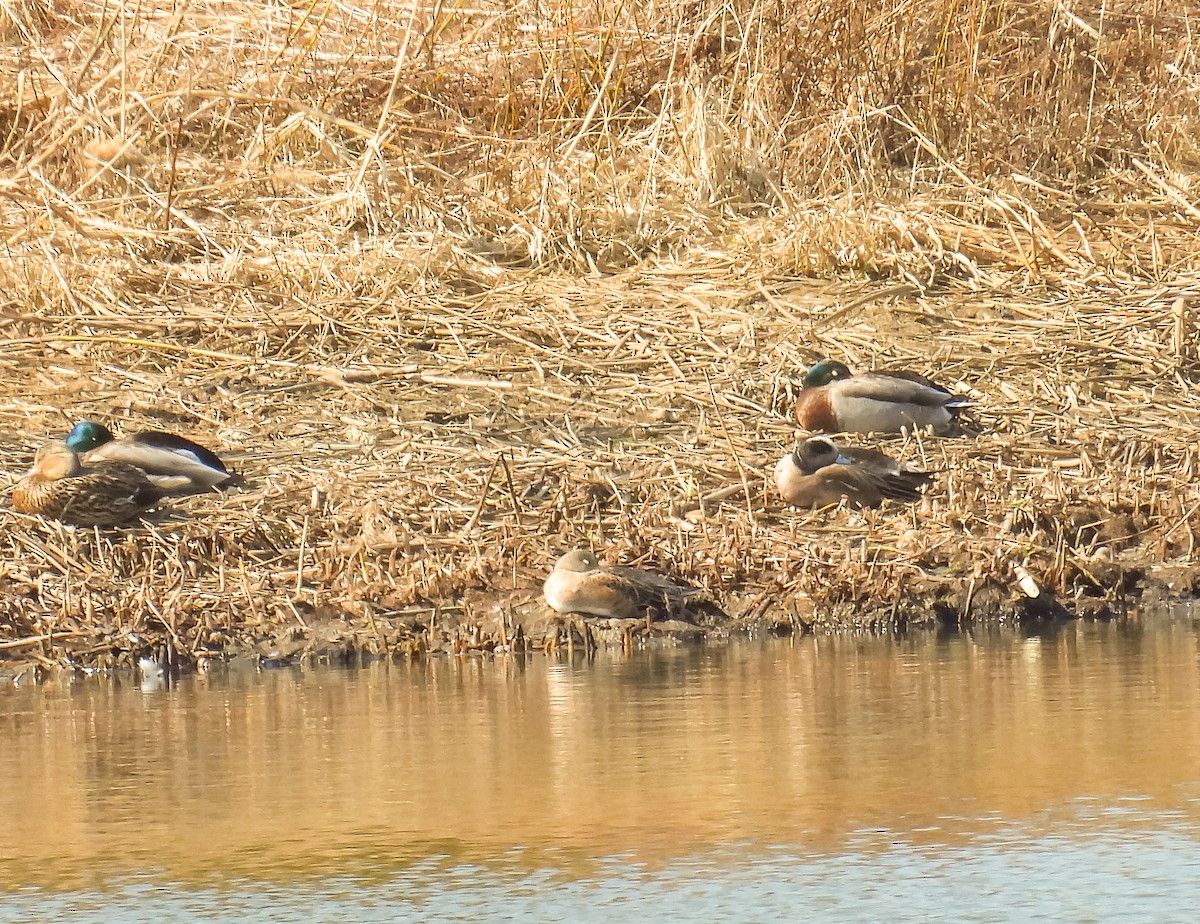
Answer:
218;469;248;490
878;469;935;504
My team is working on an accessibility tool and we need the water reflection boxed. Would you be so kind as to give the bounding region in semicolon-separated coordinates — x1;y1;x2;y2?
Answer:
1;616;1199;898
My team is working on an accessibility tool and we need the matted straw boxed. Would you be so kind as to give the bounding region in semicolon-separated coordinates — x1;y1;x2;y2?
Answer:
1;0;1199;669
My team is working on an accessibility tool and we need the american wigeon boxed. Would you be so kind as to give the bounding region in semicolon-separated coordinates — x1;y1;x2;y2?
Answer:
774;436;933;508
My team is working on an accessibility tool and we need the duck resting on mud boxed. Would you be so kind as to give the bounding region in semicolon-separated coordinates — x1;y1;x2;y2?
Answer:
775;436;933;509
794;359;971;436
66;420;237;494
543;549;710;620
12;439;169;527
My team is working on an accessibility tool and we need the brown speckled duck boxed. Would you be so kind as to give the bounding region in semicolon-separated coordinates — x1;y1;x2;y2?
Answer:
12;440;168;526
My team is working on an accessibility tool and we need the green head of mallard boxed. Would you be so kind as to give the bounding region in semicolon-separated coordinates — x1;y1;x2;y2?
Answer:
801;359;853;389
65;421;116;453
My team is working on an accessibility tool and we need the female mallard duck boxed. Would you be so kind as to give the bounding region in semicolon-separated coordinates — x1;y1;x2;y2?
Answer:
794;359;971;435
12;440;168;526
66;421;235;493
775;436;933;508
543;549;707;619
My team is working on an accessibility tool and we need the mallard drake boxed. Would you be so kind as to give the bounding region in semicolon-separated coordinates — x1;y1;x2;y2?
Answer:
774;436;933;508
543;549;705;619
12;440;168;526
66;421;236;493
794;359;971;435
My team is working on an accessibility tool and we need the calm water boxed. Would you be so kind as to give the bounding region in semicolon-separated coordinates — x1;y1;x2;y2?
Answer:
3;615;1200;921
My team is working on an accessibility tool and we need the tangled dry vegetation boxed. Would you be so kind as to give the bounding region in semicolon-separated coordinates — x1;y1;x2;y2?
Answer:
2;0;1200;669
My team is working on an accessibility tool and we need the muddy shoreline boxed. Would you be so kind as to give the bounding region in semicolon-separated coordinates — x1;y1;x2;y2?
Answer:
1;540;1195;681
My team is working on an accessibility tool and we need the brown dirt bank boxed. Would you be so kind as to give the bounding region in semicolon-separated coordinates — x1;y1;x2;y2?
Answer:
3;1;1200;672
3;271;1200;673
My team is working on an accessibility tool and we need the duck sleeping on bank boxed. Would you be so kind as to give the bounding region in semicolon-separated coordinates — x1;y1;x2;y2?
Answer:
794;359;971;436
543;549;708;620
775;436;933;509
12;439;168;526
66;421;238;494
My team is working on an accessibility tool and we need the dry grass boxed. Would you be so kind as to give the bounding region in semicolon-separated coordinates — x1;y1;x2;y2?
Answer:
2;0;1200;669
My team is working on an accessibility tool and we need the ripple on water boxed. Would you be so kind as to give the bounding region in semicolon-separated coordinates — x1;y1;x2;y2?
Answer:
6;824;1200;923
3;620;1200;919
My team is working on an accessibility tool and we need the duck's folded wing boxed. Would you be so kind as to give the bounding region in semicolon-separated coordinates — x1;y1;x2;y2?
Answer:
817;465;883;503
606;566;703;607
87;465;169;506
837;446;903;471
864;467;933;503
48;468;166;525
134;432;230;474
820;463;930;505
91;434;235;490
841;373;962;407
